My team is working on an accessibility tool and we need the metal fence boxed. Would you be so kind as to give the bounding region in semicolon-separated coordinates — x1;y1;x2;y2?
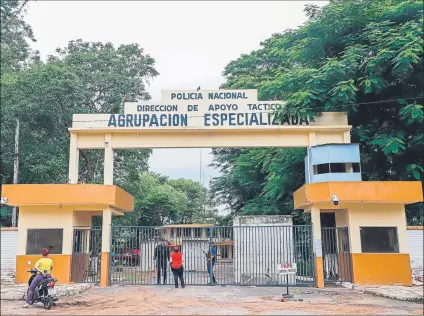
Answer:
321;227;352;283
71;227;102;283
110;225;314;286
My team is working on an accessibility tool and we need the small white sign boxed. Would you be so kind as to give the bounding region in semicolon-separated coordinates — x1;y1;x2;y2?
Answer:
277;263;297;275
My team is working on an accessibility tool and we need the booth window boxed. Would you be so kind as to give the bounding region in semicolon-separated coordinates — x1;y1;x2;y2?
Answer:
313;163;330;175
330;163;346;173
360;227;399;253
26;229;63;255
313;162;361;174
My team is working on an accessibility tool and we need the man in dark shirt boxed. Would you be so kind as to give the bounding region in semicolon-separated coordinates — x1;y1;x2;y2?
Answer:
154;238;170;284
205;242;217;284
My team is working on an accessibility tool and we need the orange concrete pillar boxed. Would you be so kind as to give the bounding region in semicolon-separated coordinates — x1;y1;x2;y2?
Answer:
311;207;324;288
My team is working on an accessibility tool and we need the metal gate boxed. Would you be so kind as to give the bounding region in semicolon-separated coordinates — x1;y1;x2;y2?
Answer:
110;225;314;286
321;227;352;283
71;227;102;283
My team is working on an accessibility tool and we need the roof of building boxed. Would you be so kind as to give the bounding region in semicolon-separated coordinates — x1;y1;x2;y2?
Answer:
407;226;423;230
164;224;215;228
0;227;18;231
311;143;360;148
1;184;134;212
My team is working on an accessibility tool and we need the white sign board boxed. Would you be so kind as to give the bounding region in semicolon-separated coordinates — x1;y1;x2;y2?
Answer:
277;263;297;275
71;89;349;130
71;89;325;130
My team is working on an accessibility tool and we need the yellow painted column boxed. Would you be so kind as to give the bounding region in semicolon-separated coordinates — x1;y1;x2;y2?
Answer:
68;133;79;184
104;133;113;185
100;207;112;287
311;206;324;288
343;131;351;143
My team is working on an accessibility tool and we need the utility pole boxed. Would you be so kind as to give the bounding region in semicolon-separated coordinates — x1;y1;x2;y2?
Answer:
12;118;19;227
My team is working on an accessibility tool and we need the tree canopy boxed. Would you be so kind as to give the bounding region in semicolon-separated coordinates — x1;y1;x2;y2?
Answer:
213;0;423;224
0;1;216;227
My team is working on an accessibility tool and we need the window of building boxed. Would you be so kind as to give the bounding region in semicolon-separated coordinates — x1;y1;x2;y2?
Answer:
352;163;361;173
26;229;63;255
313;162;361;175
313;163;330;175
222;245;230;259
360;227;399;253
183;228;191;237
329;163;346;173
194;228;202;238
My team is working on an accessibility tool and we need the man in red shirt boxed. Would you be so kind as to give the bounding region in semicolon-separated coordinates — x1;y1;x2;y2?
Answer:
170;246;185;288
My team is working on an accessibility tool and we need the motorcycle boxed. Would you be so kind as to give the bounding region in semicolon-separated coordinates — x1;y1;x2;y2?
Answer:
26;261;59;310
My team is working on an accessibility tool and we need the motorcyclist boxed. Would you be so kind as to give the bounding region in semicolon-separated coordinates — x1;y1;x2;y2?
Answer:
23;248;54;308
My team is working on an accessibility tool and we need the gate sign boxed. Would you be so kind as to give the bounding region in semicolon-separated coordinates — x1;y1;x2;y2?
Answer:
277;263;297;275
71;89;349;130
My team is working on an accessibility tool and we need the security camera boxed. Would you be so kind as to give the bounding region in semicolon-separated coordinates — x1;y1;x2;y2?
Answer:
332;194;339;206
0;197;8;205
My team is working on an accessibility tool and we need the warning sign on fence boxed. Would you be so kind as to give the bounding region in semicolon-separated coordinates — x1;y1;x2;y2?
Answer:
277;263;297;275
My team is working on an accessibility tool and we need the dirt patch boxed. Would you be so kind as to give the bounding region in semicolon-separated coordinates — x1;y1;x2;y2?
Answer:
1;285;423;315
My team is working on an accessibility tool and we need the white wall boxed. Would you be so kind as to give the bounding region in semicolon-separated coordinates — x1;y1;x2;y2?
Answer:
1;229;18;282
407;228;423;284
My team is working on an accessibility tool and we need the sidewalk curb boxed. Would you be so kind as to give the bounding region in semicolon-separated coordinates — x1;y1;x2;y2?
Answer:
341;282;424;303
1;283;94;301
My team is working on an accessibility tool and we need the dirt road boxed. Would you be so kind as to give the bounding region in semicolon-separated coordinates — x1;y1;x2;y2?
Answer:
1;285;423;315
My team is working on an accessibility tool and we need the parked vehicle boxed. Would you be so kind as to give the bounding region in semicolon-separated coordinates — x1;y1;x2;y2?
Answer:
26;261;59;310
112;248;140;266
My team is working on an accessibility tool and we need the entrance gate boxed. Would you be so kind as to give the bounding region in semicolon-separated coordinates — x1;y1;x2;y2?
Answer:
321;227;352;283
71;227;102;283
110;225;314;286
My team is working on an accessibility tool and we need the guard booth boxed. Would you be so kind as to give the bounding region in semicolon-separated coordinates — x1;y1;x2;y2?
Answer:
1;184;133;286
295;144;423;286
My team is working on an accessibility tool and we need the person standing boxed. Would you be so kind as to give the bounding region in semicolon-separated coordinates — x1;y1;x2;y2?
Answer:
205;242;217;284
24;248;53;308
154;238;170;284
170;245;185;288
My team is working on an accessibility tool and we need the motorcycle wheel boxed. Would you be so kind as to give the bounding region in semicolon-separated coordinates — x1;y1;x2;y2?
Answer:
43;297;54;310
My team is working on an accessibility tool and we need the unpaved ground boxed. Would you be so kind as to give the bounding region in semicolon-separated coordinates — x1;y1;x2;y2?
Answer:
1;285;423;315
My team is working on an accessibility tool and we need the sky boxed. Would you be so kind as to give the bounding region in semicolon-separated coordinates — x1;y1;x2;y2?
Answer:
24;0;324;186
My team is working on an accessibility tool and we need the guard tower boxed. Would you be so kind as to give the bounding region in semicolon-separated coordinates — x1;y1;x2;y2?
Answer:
305;143;362;184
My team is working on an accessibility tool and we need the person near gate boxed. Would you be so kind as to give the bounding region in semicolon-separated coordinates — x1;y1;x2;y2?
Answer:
154;238;170;284
170;245;185;288
23;248;54;308
205;242;217;284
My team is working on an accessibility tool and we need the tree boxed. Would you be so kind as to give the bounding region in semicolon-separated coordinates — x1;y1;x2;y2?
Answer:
114;173;214;226
0;0;37;73
214;0;423;223
1;40;158;188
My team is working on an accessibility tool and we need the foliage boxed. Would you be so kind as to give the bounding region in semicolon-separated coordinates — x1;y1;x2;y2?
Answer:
213;0;423;223
114;173;218;226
